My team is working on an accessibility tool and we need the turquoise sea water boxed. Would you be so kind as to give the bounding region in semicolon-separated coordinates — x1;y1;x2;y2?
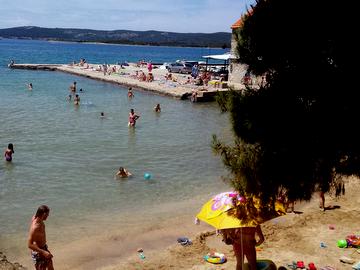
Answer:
0;39;232;269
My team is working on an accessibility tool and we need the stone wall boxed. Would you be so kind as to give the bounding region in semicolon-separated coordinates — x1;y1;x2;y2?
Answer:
228;31;247;90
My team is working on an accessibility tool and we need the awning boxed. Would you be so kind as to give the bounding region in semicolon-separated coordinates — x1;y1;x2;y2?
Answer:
202;52;237;60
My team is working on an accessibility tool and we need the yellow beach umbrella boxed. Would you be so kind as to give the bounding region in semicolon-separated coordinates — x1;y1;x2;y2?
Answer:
196;191;285;230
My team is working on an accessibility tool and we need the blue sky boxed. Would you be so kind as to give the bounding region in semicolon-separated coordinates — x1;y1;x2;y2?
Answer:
0;0;254;33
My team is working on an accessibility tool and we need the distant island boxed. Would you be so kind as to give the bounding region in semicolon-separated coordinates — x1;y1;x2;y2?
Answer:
0;26;231;48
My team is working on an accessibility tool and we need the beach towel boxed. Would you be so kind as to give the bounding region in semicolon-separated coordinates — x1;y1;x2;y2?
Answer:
353;261;360;270
320;266;336;270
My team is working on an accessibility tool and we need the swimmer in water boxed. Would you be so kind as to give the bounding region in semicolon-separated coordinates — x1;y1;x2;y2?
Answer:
28;83;33;90
115;167;132;178
100;112;105;118
154;103;161;112
128;87;134;98
4;143;14;162
69;81;77;94
74;94;80;105
66;94;72;101
128;108;140;127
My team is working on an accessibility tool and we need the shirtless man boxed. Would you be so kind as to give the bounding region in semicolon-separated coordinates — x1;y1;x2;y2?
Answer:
28;205;54;270
222;225;264;270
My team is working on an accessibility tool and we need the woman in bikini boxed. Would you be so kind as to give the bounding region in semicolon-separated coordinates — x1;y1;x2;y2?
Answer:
128;109;140;127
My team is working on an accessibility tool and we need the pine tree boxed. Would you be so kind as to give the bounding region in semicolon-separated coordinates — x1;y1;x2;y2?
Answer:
213;0;357;206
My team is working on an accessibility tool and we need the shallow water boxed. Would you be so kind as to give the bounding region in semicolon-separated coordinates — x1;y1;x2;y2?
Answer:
0;39;232;268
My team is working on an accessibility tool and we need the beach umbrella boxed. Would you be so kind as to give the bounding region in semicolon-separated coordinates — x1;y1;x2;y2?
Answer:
196;191;285;230
196;191;283;270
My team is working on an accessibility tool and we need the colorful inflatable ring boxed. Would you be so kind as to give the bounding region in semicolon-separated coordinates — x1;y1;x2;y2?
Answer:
204;252;226;264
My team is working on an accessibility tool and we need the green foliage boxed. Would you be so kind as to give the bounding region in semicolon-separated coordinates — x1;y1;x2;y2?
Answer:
213;0;357;203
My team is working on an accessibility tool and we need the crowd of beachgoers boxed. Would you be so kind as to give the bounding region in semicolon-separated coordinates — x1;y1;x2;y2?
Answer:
65;58;230;101
74;58;226;86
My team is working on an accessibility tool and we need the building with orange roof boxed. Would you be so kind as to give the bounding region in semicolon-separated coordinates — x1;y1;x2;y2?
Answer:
228;16;248;90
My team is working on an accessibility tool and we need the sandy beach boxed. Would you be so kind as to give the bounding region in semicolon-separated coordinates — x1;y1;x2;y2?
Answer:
3;176;360;269
98;177;360;270
98;175;360;269
10;62;232;101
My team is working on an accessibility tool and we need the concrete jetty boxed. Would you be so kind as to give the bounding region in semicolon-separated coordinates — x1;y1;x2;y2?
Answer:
9;63;231;101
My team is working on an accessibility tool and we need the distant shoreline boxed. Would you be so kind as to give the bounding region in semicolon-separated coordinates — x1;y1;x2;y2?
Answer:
0;26;231;49
0;37;225;49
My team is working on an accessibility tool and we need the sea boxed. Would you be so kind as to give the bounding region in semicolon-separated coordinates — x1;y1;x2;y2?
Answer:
0;39;233;269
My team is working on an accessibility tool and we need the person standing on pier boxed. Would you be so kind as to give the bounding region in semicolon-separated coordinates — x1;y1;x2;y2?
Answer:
147;61;153;73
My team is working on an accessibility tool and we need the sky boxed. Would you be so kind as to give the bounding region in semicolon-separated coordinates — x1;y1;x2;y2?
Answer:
0;0;254;33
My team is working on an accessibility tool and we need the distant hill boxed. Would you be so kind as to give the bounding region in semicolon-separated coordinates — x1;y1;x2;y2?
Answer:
0;26;231;48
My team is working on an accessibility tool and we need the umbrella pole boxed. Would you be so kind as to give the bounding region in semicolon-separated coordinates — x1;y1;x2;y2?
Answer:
241;227;244;269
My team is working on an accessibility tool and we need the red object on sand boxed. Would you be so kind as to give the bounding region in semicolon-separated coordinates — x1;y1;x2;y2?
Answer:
328;224;335;230
308;262;317;270
297;261;305;268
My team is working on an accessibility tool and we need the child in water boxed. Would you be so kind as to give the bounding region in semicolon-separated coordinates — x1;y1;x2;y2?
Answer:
4;143;14;162
115;167;132;178
128;87;134;98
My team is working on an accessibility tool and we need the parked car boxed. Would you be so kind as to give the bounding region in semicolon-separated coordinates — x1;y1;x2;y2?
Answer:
167;62;192;74
183;61;199;67
211;66;229;77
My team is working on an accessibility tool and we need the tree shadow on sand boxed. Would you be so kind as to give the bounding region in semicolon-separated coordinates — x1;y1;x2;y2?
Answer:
323;205;341;211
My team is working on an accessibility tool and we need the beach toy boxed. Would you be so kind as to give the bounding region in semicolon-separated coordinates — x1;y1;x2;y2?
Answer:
244;259;277;270
177;237;192;246
137;248;145;259
144;173;152;180
204;252;226;264
296;261;305;269
337;239;347;248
